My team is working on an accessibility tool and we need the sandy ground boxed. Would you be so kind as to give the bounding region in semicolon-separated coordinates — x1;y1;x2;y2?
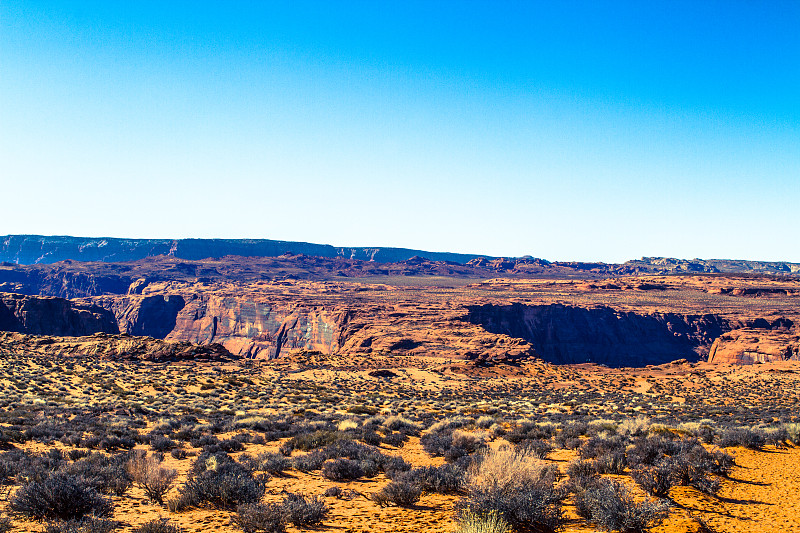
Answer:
5;440;800;532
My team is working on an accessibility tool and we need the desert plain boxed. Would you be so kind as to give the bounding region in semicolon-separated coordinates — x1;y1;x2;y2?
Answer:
0;245;798;533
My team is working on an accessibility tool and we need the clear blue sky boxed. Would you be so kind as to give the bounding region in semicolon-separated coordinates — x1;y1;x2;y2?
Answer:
1;1;798;262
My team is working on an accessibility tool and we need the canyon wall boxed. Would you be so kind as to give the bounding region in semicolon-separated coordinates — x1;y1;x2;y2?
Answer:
465;303;729;366
0;292;119;336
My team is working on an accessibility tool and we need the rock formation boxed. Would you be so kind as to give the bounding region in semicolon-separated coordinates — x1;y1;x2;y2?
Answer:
0;292;118;336
0;253;798;366
708;328;800;364
465;303;727;366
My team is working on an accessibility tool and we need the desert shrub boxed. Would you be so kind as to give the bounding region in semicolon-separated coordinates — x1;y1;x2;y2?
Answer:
677;444;733;477
218;438;246;453
574;479;669;532
457;482;563;533
61;452;131;496
505;422;555;444
190;435;220;448
717;428;766;450
43;517;120;533
281;493;328;526
68;449;91;461
595;451;627;475
10;473;113;520
170;448;187;460
427;416;470;434
565;460;599;491
24;422;67;443
422;429;486;462
359;428;382;446
555;422;589;445
291;451;326;472
173;453;265;510
395;463;465;494
471;448;558;488
131;519;182;533
630;463;675;498
372;481;422;507
475;416;497;430
661;457;720;495
453;510;511;533
456;447;563;532
517;439;553;459
280;430;347;454
254;453;291;475
626;436;678;466
233;502;286;533
126;452;177;504
617;416;652;437
678;422;716;444
784;423;800;445
384;455;413;478
420;432;454;457
321;459;363;481
587;419;618;436
0;449;64;483
383;415;421;434
580;436;628;460
351;404;382;416
763;427;789;447
150;436;178;452
382;432;408;447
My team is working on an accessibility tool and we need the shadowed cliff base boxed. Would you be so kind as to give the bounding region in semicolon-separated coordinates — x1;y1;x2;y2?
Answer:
465;303;773;367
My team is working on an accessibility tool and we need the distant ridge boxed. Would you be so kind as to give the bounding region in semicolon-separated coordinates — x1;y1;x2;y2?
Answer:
1;235;798;276
0;235;494;265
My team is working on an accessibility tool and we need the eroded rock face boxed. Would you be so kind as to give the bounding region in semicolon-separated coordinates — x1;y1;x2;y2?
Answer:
708;328;800;364
0;292;118;336
0;332;233;361
167;294;345;358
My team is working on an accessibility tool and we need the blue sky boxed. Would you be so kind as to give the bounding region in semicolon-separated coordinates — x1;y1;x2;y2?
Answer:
1;1;798;262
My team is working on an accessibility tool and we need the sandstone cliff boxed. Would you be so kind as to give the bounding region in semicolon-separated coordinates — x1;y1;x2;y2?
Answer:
708;328;800;364
0;292;118;336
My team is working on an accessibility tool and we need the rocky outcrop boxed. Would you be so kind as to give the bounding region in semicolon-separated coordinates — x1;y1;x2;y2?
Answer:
0;292;118;336
708;328;800;364
0;332;233;361
465;303;729;366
